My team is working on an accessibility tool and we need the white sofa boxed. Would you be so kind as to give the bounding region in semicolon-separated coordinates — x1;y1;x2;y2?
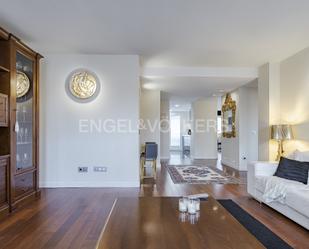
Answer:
247;151;309;230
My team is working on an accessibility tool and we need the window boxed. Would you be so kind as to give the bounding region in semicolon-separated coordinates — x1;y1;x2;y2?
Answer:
170;115;181;147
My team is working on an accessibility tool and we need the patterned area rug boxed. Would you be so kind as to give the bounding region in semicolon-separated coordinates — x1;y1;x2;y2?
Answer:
167;165;240;184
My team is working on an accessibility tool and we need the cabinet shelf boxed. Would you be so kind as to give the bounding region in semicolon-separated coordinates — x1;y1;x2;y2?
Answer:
17;121;32;124
0;65;9;73
17;142;32;145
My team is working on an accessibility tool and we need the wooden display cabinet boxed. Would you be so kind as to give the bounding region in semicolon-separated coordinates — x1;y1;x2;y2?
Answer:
0;155;9;219
0;93;8;126
0;26;42;217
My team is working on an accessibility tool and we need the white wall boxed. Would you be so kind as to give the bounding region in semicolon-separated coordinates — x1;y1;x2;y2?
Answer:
268;63;281;161
40;54;140;187
221;91;240;168
139;89;160;159
221;85;258;170
254;47;309;160
192;97;217;159
160;98;170;159
258;63;281;161
258;64;270;161
238;86;258;170
280;47;309;154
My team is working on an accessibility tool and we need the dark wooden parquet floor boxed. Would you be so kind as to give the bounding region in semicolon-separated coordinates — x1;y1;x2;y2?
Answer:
0;154;308;249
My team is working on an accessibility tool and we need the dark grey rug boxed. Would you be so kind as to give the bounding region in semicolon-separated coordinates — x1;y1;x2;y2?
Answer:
218;200;293;249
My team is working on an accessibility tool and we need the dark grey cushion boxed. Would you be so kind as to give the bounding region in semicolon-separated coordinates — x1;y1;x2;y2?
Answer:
274;157;309;184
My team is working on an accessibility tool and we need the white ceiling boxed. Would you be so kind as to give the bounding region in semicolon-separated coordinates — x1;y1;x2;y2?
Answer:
169;96;195;112
1;0;309;67
143;76;255;97
141;66;257;96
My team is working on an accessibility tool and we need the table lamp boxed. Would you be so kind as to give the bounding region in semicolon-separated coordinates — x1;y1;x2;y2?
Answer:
271;124;294;161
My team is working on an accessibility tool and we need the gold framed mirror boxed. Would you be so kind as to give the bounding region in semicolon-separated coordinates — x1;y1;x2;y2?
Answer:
222;93;236;138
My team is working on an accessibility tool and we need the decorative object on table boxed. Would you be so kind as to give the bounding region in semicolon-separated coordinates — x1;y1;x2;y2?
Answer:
187;193;209;200
222;93;236;138
16;71;30;98
178;197;188;212
271;124;294;161
188;199;197;214
178;212;186;222
167;165;241;184
195;198;200;211
178;196;201;224
188;213;200;225
178;211;200;224
179;197;201;213
67;69;100;101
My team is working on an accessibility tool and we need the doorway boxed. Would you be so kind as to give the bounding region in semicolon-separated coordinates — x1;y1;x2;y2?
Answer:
170;113;181;150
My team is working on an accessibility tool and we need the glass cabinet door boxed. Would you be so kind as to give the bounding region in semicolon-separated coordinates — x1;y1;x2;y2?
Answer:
15;52;34;171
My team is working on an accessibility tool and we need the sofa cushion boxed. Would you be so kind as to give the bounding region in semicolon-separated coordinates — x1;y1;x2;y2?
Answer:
294;151;309;184
286;188;309;218
295;150;309;162
274;157;309;184
286;150;298;160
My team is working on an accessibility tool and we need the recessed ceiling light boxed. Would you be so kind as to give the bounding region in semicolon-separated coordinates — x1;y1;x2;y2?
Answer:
142;83;158;90
174;104;180;108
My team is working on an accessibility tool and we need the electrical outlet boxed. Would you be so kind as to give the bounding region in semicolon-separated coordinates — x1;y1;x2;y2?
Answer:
78;167;88;173
93;166;107;172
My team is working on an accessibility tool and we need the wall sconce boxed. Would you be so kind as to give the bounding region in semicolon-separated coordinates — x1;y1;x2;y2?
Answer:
271;124;294;161
66;69;100;102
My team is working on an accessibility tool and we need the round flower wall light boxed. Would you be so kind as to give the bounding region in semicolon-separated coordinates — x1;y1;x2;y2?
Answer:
66;69;100;102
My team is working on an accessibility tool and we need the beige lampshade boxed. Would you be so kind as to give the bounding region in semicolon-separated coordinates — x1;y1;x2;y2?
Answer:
271;125;294;140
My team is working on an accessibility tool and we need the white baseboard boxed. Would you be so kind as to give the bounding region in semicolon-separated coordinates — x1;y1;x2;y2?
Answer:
40;181;140;188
